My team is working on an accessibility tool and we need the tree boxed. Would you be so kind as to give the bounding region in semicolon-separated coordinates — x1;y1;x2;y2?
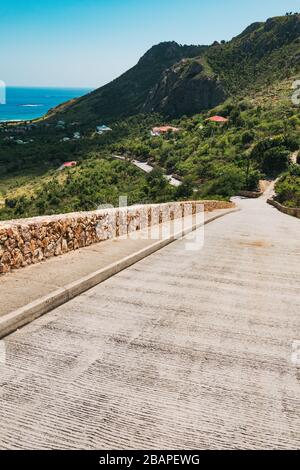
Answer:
241;130;254;145
175;178;193;199
262;147;290;177
209;166;245;197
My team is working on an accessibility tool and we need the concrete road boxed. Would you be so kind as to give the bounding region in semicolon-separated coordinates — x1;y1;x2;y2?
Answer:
113;155;182;187
0;197;300;449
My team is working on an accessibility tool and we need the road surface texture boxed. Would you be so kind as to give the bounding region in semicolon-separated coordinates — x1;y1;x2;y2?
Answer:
1;209;229;319
0;197;299;449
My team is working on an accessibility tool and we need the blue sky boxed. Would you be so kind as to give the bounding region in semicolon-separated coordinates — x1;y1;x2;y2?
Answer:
1;0;299;88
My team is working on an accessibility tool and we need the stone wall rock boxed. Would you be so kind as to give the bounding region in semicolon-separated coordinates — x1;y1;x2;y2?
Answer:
267;199;300;219
0;200;234;274
238;191;263;199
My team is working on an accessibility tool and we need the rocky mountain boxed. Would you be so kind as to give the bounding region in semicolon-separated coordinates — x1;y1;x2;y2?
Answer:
47;42;206;122
46;14;300;122
142;57;226;117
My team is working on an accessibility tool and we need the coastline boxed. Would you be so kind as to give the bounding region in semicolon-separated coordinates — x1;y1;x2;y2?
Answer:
0;86;92;122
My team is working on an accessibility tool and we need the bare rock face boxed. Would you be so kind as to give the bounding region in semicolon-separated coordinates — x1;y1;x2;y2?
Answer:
47;41;207;123
143;58;226;117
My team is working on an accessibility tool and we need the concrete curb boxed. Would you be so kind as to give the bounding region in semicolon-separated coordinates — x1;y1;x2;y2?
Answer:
267;198;300;219
0;208;238;339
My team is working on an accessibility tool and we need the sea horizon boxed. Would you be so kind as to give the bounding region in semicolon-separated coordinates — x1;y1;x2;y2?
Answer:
0;86;93;122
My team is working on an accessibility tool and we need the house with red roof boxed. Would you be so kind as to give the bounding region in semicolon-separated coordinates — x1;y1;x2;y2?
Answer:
58;161;78;171
151;126;180;136
206;116;229;123
63;161;77;167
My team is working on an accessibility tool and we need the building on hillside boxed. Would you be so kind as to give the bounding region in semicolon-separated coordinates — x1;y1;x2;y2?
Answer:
73;132;81;139
96;125;112;135
61;137;70;142
56;120;66;129
63;161;77;167
58;161;78;171
206;115;229;123
151;126;181;136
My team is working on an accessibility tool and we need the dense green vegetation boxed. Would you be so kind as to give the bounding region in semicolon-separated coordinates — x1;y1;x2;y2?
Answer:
275;165;300;207
0;159;176;219
113;96;300;196
1;89;299;220
207;15;300;95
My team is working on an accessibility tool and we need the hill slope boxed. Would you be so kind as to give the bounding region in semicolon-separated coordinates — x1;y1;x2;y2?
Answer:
46;42;206;123
1;14;300;220
46;14;300;122
142;57;226;117
206;15;300;94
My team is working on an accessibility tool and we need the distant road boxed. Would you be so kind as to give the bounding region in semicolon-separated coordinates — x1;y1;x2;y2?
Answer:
291;151;299;164
0;196;300;449
113;155;182;187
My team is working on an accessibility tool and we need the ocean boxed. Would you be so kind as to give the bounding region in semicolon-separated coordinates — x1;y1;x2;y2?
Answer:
0;87;92;122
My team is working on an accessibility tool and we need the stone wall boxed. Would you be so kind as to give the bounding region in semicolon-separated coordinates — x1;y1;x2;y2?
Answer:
267;199;300;219
0;200;234;274
238;191;263;199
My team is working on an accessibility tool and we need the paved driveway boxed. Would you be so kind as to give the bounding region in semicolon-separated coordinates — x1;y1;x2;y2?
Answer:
0;198;299;449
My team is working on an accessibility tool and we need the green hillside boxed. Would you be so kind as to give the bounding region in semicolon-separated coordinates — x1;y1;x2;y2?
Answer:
46;14;300;122
207;15;300;94
46;42;206;123
0;14;299;220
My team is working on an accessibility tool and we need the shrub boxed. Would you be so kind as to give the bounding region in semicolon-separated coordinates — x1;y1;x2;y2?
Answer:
207;165;245;197
262;147;290;177
275;173;300;207
241;130;255;145
245;170;261;191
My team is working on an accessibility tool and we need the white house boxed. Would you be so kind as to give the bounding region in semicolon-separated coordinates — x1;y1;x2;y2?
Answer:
96;124;112;135
56;120;66;129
